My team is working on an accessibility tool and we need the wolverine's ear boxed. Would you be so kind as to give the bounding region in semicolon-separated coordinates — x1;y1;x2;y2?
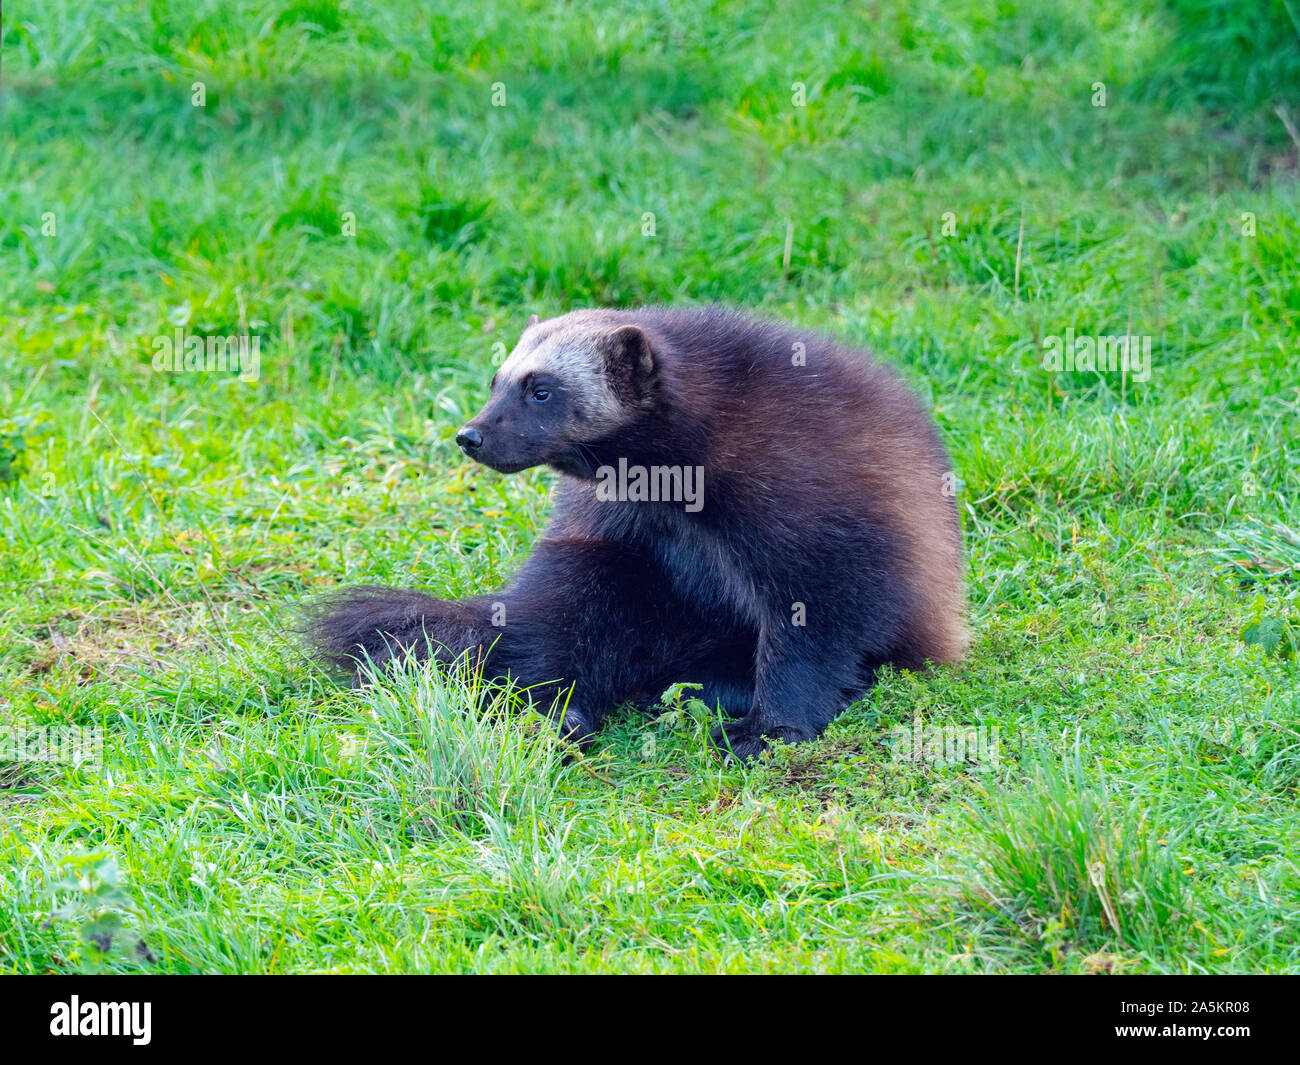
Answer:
526;314;540;329
602;325;655;380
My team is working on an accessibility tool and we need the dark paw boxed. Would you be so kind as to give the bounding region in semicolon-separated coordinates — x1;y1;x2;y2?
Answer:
552;707;598;748
709;717;812;763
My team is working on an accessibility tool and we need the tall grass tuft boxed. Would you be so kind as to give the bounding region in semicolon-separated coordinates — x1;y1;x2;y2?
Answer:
955;756;1188;960
349;656;572;840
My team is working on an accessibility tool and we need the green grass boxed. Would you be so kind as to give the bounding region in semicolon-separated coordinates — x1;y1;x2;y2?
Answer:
1;0;1298;973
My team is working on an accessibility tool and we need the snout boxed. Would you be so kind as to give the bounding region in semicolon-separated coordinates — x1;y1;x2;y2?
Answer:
454;412;540;474
456;425;483;455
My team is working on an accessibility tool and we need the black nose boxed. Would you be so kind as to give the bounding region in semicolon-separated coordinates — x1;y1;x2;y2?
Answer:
456;426;483;452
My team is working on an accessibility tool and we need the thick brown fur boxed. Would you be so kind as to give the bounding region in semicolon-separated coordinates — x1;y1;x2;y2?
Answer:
308;306;966;759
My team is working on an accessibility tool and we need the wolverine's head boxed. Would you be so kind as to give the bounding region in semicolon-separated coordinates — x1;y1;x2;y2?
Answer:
456;310;657;477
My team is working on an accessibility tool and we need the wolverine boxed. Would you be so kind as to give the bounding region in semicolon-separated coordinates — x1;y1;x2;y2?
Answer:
310;306;967;760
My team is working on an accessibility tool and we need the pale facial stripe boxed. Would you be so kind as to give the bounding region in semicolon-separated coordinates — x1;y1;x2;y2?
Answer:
496;314;627;429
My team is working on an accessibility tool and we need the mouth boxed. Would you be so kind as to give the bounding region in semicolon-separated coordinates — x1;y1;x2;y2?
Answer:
547;440;604;479
467;453;535;475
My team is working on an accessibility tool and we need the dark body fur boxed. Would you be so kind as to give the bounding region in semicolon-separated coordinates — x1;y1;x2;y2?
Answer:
309;307;966;759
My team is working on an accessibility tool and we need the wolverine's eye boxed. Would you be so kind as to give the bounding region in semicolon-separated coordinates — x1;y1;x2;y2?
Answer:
532;388;551;403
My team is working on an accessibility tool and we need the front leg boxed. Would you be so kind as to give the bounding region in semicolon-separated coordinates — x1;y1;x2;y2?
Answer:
710;617;861;761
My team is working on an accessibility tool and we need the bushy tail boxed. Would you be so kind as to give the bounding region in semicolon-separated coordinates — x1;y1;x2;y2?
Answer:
305;586;491;680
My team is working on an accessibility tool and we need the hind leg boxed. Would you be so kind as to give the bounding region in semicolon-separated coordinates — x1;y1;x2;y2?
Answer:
312;538;752;746
435;537;746;746
684;632;756;719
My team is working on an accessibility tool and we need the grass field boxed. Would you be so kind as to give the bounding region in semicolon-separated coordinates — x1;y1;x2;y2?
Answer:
2;0;1299;974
